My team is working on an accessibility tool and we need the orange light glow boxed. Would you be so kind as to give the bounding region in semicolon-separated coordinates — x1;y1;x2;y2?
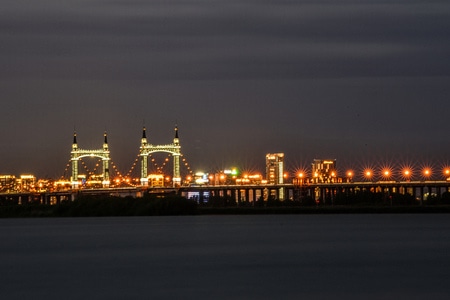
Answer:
422;168;432;179
364;169;373;179
402;169;412;180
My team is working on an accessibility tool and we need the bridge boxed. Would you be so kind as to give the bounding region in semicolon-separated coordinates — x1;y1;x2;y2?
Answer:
3;125;450;206
2;180;450;206
69;126;187;189
178;180;450;205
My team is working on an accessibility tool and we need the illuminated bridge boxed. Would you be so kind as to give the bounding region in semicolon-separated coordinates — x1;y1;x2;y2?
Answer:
2;180;450;206
3;126;450;206
63;125;192;189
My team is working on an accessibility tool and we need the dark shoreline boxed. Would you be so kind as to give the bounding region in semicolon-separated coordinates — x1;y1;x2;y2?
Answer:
1;202;450;218
197;205;450;215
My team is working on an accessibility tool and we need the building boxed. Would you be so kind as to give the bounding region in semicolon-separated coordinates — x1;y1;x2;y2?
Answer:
207;169;239;185
0;175;16;192
312;159;337;183
147;174;165;187
266;153;285;184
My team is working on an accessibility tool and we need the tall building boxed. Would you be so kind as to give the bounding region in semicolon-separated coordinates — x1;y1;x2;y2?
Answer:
0;175;16;192
312;159;337;183
266;153;285;184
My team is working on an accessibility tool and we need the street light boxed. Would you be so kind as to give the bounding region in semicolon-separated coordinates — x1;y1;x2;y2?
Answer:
330;171;336;183
402;169;412;181
347;170;353;182
422;168;432;181
444;168;450;180
382;169;391;181
297;172;304;185
364;169;373;181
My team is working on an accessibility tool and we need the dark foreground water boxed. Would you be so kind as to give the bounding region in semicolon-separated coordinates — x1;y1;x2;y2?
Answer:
1;215;449;299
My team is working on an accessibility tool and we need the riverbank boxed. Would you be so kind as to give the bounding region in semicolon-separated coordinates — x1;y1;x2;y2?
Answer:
197;205;450;215
1;201;450;218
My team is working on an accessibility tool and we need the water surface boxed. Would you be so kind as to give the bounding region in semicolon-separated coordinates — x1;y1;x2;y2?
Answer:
1;215;449;299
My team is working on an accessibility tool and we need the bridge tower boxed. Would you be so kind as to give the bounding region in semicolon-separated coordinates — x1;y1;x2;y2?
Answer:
71;132;110;189
140;126;182;187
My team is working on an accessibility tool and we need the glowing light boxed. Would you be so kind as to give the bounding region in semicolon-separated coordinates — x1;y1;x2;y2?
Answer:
347;171;353;177
379;164;393;180
423;168;432;177
444;168;450;178
364;169;373;180
298;172;304;178
402;168;412;181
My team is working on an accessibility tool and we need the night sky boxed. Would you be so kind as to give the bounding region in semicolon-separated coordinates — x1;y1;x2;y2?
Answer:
1;0;450;180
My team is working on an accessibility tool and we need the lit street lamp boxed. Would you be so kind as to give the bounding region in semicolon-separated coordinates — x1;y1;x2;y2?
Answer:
422;168;432;181
346;171;353;183
444;168;450;180
382;169;391;181
364;169;373;181
297;172;304;185
403;169;412;181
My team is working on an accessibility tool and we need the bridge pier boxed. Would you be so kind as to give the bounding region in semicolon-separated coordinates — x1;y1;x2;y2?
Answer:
139;126;182;188
70;132;110;189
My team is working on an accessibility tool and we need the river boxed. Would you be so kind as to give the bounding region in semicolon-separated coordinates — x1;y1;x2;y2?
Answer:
1;214;449;299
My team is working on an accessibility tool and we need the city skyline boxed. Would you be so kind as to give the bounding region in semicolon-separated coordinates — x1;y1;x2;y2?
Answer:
2;125;450;184
1;1;450;177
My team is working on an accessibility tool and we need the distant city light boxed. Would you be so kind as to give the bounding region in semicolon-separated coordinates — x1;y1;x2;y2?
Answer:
6;130;450;194
423;168;432;178
444;168;450;177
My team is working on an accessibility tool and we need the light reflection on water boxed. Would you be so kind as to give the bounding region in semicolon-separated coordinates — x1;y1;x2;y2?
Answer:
1;215;450;299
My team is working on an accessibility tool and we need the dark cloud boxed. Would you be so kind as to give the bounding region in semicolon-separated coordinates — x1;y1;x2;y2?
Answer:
1;0;450;177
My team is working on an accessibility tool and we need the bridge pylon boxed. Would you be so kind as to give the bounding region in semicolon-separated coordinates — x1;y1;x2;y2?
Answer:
139;126;182;187
70;132;110;189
